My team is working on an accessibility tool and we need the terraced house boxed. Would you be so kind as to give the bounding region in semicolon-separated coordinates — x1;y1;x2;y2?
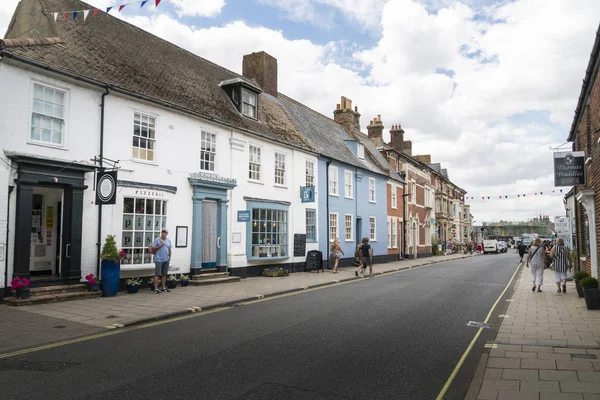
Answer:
0;0;324;300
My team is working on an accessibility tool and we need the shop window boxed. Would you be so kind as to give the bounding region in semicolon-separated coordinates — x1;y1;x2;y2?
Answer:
250;208;288;258
122;197;167;265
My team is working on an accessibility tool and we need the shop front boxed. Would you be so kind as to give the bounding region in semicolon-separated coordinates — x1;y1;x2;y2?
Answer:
8;152;96;283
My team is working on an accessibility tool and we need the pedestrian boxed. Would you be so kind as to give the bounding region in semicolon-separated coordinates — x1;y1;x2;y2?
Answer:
477;242;482;255
355;237;373;276
151;228;172;294
330;238;344;274
526;237;546;292
550;238;571;293
518;242;526;262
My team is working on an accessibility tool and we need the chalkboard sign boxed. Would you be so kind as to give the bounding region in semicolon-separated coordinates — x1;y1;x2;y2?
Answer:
293;234;306;257
305;250;323;273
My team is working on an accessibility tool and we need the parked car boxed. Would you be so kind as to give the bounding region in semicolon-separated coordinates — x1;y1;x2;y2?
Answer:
483;239;499;254
497;241;508;253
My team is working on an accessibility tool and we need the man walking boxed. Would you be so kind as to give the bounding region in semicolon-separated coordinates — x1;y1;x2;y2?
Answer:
151;228;172;294
355;237;373;277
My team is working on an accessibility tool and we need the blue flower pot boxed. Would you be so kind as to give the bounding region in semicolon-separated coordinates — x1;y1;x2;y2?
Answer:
16;288;30;299
126;285;140;294
149;283;155;291
166;280;178;289
88;283;100;291
180;280;189;287
101;260;121;297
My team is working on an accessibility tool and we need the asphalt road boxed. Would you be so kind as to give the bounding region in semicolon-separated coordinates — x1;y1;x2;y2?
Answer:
1;253;520;400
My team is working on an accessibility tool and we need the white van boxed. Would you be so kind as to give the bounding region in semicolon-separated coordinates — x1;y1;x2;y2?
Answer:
483;240;498;254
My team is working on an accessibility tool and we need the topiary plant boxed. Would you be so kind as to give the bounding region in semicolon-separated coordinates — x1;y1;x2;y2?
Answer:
580;277;599;290
100;234;120;262
573;270;591;281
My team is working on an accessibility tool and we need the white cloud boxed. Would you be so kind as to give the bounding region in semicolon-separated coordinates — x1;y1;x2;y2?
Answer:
167;0;225;18
1;0;598;223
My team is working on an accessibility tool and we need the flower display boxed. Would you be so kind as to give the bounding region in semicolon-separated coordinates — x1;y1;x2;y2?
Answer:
85;273;100;285
11;276;31;290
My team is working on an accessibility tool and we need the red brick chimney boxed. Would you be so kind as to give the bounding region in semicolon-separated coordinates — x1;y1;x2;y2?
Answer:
242;51;278;97
403;140;412;156
333;96;361;132
390;124;405;152
367;115;384;147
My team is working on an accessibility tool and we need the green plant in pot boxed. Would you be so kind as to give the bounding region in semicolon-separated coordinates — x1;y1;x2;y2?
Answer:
580;277;599;310
126;277;142;294
180;274;190;287
166;274;179;289
573;270;590;298
100;234;122;297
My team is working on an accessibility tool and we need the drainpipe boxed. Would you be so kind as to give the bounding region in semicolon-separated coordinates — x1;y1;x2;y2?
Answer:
97;87;110;275
3;185;14;301
403;180;408;259
574;194;581;272
325;160;331;270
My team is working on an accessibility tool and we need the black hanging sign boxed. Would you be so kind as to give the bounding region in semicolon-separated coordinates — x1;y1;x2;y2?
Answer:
95;170;118;205
554;151;585;187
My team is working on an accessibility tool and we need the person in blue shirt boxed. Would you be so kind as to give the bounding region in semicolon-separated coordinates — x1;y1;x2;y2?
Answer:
151;228;172;294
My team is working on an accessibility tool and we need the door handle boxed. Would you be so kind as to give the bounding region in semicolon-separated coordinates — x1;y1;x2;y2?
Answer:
66;244;71;258
217;237;221;249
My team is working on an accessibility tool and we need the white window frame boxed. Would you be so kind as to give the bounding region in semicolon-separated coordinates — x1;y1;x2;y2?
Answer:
132;111;157;162
305;160;315;187
369;216;376;241
344;170;353;199
248;144;262;181
387;218;392;249
200;131;217;172
329;166;339;196
345;214;353;241
242;89;257;119
274;152;286;186
369;178;376;203
306;209;317;242
358;143;365;159
329;212;339;242
392;218;398;249
391;185;397;209
30;82;67;147
121;197;168;266
411;182;416;204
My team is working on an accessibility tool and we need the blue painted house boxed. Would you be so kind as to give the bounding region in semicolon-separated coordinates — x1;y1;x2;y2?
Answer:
279;95;401;265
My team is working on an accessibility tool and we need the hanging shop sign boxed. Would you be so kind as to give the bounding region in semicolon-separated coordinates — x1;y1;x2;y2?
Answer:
554;151;586;187
96;170;118;205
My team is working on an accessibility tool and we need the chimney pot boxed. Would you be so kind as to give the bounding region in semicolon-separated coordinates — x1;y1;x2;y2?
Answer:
337;104;340;110
377;114;381;122
355;106;358;112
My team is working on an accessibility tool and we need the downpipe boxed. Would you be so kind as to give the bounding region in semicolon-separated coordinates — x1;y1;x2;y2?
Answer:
97;87;110;275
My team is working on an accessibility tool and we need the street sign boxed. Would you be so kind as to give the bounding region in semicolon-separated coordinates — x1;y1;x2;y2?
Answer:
237;210;250;222
300;186;315;203
554;151;585;186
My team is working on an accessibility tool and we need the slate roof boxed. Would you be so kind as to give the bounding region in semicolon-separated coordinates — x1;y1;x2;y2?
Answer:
277;94;389;177
1;0;313;151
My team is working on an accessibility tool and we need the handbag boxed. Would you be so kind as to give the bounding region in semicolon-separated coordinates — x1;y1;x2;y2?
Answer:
549;262;555;271
148;243;156;255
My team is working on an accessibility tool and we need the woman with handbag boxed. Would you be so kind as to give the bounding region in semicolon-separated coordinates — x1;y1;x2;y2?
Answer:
330;238;344;274
550;238;570;293
526;238;546;292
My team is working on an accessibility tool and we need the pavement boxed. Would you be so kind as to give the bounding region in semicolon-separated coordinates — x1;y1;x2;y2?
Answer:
465;264;600;400
0;252;470;354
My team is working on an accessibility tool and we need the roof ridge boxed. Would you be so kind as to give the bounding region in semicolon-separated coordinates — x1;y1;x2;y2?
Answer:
0;37;61;48
278;93;340;125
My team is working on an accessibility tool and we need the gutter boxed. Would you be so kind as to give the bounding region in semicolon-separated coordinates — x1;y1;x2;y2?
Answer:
97;87;110;275
568;25;600;142
325;160;331;270
0;51;319;157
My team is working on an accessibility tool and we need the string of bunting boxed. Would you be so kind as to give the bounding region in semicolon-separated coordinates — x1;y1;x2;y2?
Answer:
46;0;161;22
461;189;566;201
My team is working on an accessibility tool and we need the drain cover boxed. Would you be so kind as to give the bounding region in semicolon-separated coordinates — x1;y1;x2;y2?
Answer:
467;321;494;329
572;354;598;359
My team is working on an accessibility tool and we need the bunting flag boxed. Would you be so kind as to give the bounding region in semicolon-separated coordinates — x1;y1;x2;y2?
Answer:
464;188;566;201
43;0;162;22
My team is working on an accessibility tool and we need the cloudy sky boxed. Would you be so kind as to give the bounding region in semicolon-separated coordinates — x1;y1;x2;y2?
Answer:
2;0;598;224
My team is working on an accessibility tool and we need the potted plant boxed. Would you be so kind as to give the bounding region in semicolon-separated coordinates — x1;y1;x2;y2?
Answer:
166;274;179;289
85;273;101;291
262;267;289;277
126;277;142;294
573;270;590;298
180;274;190;287
148;277;156;291
11;276;31;299
100;234;122;297
580;277;599;310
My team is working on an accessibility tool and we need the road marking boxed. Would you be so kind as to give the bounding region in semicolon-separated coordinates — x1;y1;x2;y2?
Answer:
505;299;514;302
435;263;521;400
498;314;510;318
484;344;498;349
0;307;231;360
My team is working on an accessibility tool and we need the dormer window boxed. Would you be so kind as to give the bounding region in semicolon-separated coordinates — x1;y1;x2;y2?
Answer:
242;89;257;119
219;78;261;120
358;143;365;159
